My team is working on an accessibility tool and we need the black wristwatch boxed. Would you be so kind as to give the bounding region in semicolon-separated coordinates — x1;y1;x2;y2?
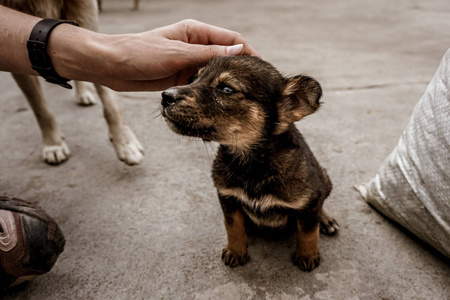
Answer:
27;19;79;89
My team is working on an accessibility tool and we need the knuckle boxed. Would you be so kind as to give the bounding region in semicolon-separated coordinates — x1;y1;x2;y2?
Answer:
178;19;200;30
207;45;219;57
182;18;199;25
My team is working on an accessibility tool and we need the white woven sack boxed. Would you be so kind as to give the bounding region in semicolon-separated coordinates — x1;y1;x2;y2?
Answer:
356;49;450;258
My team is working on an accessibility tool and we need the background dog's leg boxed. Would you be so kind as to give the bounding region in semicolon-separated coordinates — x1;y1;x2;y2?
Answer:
294;217;320;272
219;195;249;267
74;81;98;106
64;0;144;165
94;85;144;165
62;0;99;106
134;0;139;10
11;74;70;165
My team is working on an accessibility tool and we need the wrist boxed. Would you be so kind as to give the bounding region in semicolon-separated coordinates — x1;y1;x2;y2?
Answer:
27;19;79;88
46;24;112;85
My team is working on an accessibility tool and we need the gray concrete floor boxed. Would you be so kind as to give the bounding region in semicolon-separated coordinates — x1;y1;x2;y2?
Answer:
1;0;449;299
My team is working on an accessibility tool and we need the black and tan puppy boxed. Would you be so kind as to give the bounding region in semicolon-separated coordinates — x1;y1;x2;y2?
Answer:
161;56;338;272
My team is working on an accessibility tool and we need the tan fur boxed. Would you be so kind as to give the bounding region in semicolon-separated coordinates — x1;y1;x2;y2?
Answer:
294;224;320;270
222;210;248;267
2;0;144;165
215;104;267;154
243;207;289;227
218;187;311;213
275;76;322;135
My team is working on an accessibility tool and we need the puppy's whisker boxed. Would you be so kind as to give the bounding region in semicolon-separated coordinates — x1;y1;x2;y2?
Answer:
151;108;162;119
202;140;213;161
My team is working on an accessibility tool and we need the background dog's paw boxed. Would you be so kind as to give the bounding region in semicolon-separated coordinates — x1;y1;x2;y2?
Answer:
293;252;320;272
76;87;98;106
42;141;71;165
222;247;249;267
110;127;144;165
319;214;339;235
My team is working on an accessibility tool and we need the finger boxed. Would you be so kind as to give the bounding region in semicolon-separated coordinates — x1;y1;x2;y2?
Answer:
107;43;251;92
188;22;259;56
105;78;176;92
103;71;194;92
183;43;250;67
169;19;259;56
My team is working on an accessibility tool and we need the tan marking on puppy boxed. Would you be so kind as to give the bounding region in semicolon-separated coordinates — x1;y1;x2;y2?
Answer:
243;207;289;228
215;71;233;83
218;187;310;212
213;72;247;92
294;224;320;272
179;95;198;105
222;210;249;267
275;76;322;135
216;104;267;153
196;67;205;77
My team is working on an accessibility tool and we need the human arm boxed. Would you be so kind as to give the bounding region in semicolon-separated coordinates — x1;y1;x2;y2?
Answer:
0;6;42;77
0;5;258;91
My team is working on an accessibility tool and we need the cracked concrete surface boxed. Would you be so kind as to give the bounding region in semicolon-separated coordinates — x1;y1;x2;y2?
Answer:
1;0;449;299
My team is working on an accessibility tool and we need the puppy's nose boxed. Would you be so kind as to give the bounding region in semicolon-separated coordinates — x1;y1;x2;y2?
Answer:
161;89;181;108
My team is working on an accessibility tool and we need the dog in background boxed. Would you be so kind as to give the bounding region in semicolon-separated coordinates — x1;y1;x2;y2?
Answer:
97;0;139;11
1;0;144;165
161;56;339;271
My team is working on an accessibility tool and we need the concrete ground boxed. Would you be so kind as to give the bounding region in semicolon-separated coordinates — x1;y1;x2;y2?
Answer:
1;0;449;299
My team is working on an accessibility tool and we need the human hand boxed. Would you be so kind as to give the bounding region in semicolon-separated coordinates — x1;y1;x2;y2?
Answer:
49;19;258;91
108;19;259;91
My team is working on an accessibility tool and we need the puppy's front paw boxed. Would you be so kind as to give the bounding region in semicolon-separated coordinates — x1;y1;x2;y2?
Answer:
42;141;71;165
221;247;249;267
293;252;320;272
110;126;144;165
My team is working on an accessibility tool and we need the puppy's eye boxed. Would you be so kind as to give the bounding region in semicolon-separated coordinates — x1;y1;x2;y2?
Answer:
218;85;235;94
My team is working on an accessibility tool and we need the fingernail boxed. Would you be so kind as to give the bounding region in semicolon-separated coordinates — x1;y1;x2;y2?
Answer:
226;44;244;56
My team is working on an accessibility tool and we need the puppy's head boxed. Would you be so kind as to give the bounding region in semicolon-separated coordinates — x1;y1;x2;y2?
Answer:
161;56;322;150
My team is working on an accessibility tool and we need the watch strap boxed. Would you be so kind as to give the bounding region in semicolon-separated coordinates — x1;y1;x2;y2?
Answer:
27;19;79;89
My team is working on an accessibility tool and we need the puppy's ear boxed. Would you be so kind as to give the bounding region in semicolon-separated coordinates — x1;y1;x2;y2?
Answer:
274;75;322;135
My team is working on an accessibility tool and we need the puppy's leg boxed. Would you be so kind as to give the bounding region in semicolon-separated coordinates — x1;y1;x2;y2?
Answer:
318;169;339;235
12;74;70;165
219;195;249;267
94;85;144;165
319;208;339;235
134;0;139;10
294;214;320;272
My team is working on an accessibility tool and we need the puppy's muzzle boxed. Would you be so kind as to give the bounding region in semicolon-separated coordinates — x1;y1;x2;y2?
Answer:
161;88;181;108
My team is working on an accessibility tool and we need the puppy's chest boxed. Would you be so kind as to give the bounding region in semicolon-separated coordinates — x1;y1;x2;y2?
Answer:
218;184;295;228
213;159;306;228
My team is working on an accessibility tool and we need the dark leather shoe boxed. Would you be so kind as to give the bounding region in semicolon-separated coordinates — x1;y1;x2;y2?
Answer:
0;196;65;289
